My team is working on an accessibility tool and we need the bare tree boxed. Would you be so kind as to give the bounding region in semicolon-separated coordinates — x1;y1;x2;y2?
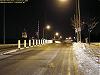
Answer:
71;15;84;41
85;17;99;44
71;16;99;43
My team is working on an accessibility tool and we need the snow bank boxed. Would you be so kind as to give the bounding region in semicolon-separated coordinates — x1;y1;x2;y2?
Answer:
73;43;99;75
0;44;18;49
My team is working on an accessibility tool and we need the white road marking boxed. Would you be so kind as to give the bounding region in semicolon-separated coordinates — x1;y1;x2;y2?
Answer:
3;49;18;54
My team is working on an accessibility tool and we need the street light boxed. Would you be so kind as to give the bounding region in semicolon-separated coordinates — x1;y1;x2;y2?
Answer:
55;32;59;36
58;0;69;7
60;36;62;39
43;25;51;39
59;0;81;42
54;32;60;40
59;0;68;2
46;25;51;30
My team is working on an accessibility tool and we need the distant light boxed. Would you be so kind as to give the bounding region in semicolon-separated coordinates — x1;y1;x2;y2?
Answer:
60;36;62;39
55;32;59;36
55;41;61;43
46;25;51;29
69;37;72;40
71;40;73;41
59;0;68;2
66;38;68;40
47;40;53;43
74;37;76;39
82;22;85;24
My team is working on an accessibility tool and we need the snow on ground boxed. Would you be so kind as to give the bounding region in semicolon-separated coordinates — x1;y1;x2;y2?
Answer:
0;44;18;49
0;44;17;46
84;43;100;63
73;43;99;75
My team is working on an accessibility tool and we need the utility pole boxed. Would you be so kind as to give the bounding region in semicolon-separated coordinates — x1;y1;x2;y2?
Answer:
37;20;39;39
78;0;81;42
76;0;81;42
3;4;5;44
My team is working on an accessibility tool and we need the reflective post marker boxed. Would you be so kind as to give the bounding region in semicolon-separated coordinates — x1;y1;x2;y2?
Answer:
39;39;40;45
33;39;34;46
18;40;20;49
43;39;45;45
44;39;45;45
36;40;37;46
45;39;47;44
29;40;31;47
24;40;26;48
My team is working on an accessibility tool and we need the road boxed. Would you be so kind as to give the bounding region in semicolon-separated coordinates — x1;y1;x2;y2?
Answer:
0;43;81;75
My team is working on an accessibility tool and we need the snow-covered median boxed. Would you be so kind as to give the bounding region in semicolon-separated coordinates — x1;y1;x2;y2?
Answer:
73;43;99;75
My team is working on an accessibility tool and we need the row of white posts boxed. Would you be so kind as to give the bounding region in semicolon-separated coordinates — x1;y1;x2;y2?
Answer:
18;39;48;49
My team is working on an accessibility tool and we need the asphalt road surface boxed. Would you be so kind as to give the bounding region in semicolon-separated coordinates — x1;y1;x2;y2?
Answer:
0;43;81;75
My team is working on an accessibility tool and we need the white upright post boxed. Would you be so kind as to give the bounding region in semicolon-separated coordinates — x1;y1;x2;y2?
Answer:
47;39;48;44
45;39;47;44
24;40;26;48
44;39;45;45
39;39;40;45
36;40;37;46
33;39;34;46
29;40;31;47
85;38;88;43
18;40;20;49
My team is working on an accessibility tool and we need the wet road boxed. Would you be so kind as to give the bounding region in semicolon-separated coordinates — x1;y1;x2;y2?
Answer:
0;44;81;75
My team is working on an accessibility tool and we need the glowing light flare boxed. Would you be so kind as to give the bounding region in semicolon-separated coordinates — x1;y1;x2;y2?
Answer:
55;32;59;36
46;25;51;30
69;37;72;40
60;36;62;39
59;0;68;2
66;38;68;40
53;0;70;11
57;0;70;9
55;41;61;43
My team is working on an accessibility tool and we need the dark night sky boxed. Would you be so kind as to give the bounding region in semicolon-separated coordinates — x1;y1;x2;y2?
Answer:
0;0;100;43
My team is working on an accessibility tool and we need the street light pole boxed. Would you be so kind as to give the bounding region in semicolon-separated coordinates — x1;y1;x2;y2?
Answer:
59;0;81;42
43;25;51;39
76;0;81;42
54;32;60;40
3;4;5;44
78;0;81;42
